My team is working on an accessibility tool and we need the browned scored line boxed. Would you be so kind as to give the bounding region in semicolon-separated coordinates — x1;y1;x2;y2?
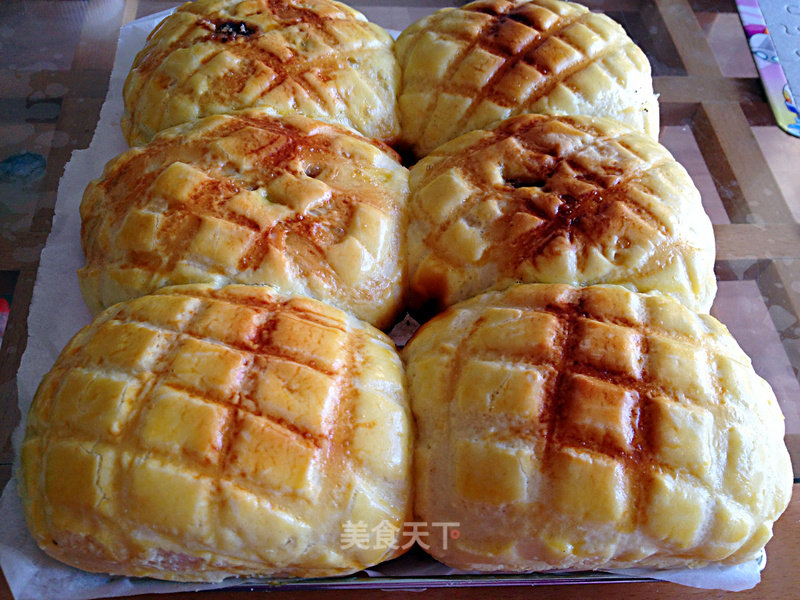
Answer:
172;286;279;312
286;303;348;333
323;322;359;512
247;122;305;169
536;290;581;474
171;44;232;99
153;208;202;273
284;57;345;117
624;331;654;530
576;156;676;236
284;228;340;286
236;231;276;273
257;328;341;379
216;404;243;512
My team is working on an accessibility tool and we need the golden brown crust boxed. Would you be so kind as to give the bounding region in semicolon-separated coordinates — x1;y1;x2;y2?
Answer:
396;0;659;158
407;114;716;314
20;283;412;581
80;109;408;330
403;283;793;572
122;0;400;146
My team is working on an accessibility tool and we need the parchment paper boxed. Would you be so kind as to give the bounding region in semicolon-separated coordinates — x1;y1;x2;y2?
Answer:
0;8;763;599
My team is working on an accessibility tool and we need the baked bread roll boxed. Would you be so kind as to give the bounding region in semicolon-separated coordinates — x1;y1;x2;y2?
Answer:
80;109;408;330
404;283;792;572
396;0;659;158
407;114;715;314
122;0;400;146
20;283;411;582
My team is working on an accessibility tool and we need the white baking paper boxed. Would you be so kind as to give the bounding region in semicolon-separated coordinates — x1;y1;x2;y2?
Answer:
0;8;764;599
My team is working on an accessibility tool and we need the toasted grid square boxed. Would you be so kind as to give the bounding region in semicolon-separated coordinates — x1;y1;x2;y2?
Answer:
439;219;488;263
351;390;408;479
496;61;545;104
468;308;561;361
187;215;256;269
574;318;642;378
217;481;310;562
150;162;210;206
647;335;712;400
128;456;213;542
551;447;627;523
115;293;201;331
83;321;169;373
250;357;335;437
562;374;637;452
405;32;463;81
230;412;317;496
414;169;476;223
190;299;266;349
266;173;332;213
138;385;229;464
168;337;249;401
651;396;714;480
117;211;161;252
51;369;140;439
225;190;291;230
646;470;712;549
455;439;530;505
457;358;549;418
452;47;506;89
44;440;107;512
269;312;347;372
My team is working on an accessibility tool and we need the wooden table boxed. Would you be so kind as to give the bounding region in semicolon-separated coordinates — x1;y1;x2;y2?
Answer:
1;0;799;598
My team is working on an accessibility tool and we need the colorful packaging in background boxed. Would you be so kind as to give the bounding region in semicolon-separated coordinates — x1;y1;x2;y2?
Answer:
736;0;800;138
0;297;9;346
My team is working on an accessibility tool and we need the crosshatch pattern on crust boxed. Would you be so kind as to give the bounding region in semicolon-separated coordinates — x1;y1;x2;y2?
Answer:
79;110;408;330
396;0;659;157
122;0;401;146
407;114;716;314
20;284;411;581
404;283;792;571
